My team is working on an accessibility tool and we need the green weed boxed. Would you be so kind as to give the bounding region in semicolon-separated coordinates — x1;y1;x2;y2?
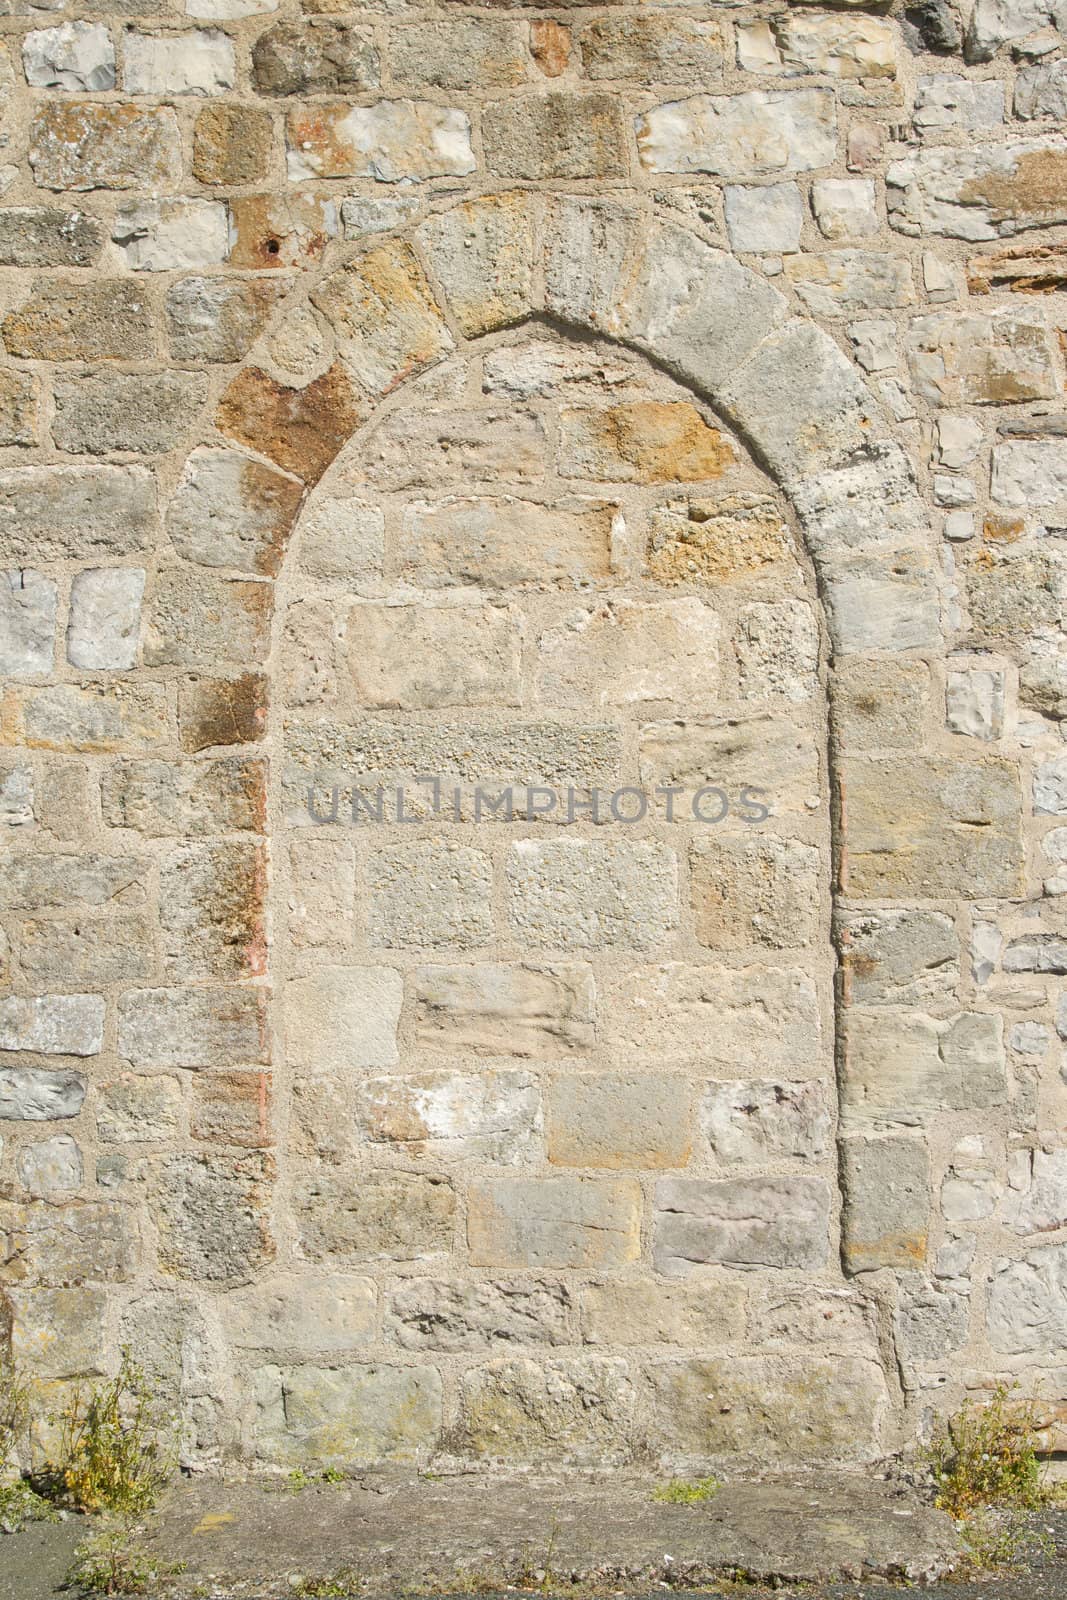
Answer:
54;1351;176;1516
652;1475;721;1505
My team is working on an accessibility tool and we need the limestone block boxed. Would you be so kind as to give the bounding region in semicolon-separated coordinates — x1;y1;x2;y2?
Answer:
286;100;474;182
29;103;182;190
785;251;914;316
0;1200;137;1287
991;438;1067;507
55;372;206;457
842;1010;1006;1125
838;909;959;1006
735;599;818;702
297;496;383;583
16;1135;82;1197
311;243;452;398
724;183;803;252
252;20;379;94
112;198;230;271
151;1151;273;1283
907;312;1058;405
1016;60;1067;118
0;993;103;1056
391;20;525;89
8;1286;106;1377
159;840;265;983
896;1279;970;1362
0;208;103;268
638;709;820;817
0;570;55;678
354;1070;540;1162
388;1278;573;1351
294;1168;455;1262
557;402;734;483
347;601;520;710
546;1073;692;1169
637;89;837;178
229;1275;377;1353
580;16;724;81
123;30;235;94
396;497;612;589
96;1075;182;1144
915;75;1005;130
19;915;153;987
582;1278;746;1347
811;178;878;239
654;1176;831;1274
701;1080;830;1166
166;277;285;364
536;597;720;709
416;193;536;336
23;22;114;90
167;449;302;578
360;405;546;492
840;1136;929;1272
144;570;271;670
0;1068;85;1121
368;842;493;950
986;1241;1067;1353
285;967;401;1071
888;142;1067;239
117;986;270;1068
483;93;626;180
468;1176;641;1268
4;280;157;361
254;1364;440;1467
460;1357;634;1463
507;840;677;951
8;683;167;752
0;852;146;910
411;963;596;1057
690;835;820;952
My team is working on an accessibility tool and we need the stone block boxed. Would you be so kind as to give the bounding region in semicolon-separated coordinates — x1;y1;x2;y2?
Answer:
96;1074;182;1144
908;312;1058;405
412;963;595;1058
8;1286;106;1378
312;243;452;399
392;20;525;88
296;496;384;582
361;404;547;492
785;251;915;317
347;601;520;711
286;99;474;182
735;599;819;702
0;570;55;679
639;708;819;818
254;1363;440;1467
832;660;932;751
287;836;354;950
647;495;793;587
460;1356;634;1463
0;208;103;268
192;104;273;184
53;371;205;455
416;193;536;336
166;276;285;363
166;449;302;579
28;102;181;190
840;1136;929;1272
775;13;897;77
178;673;267;753
530;18;570;75
24;23;114;91
469;1176;641;1269
16;1135;82;1197
151;1151;273;1283
986;1241;1067;1354
690;835;820;952
0;852;146;911
295;1168;455;1262
546;1073;691;1169
144;570;271;670
915;75;1005;131
557;402;733;484
0;466;155;565
112;198;229;272
19;915;153;987
838;909;959;1006
580;16;724;81
123;29;235;94
252;19;378;94
66;568;144;671
368;842;493;950
507;840;677;951
483;93;626;179
190;1070;272;1148
229;1275;376;1353
8;683;167;753
990;439;1067;508
701;1080;830;1167
286;967;401;1072
117;986;270;1069
537;597;719;711
1003;1148;1067;1235
0;370;38;446
0;1200;137;1287
1015;60;1067;119
749;1285;880;1352
395;497;612;589
654;1176;830;1275
387;1278;572;1352
582;1277;746;1347
159;840;266;983
0;993;103;1057
649;1355;886;1462
354;1070;539;1162
724;183;803;253
4;279;157;361
888;141;1067;239
843;1010;1006;1125
0;1068;85;1121
637;89;836;178
811;178;878;240
216;364;362;485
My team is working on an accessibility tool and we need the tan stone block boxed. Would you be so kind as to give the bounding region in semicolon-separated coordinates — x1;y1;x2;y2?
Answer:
0;1201;138;1287
416;193;536;336
842;1010;1007;1125
117;986;270;1069
354;1070;540;1162
229;193;337;270
368;841;493;951
5;684;168;754
580;16;725;82
144;571;272;670
530;20;571;76
483;92;627;180
360;405;548;492
908;312;1059;405
29;103;181;191
412;962;596;1058
391;20;525;90
151;1151;274;1285
254;1363;440;1468
193;104;273;185
295;1168;455;1262
190;1071;272;1148
537;597;720;710
229;1274;377;1353
547;1073;691;1169
396;497;614;589
774;14;897;79
840;1135;929;1272
286;100;474;183
167;449;303;578
638;709;821;819
468;1175;641;1268
346;601;520;710
0;370;38;447
647;494;792;584
216;363;362;485
581;1277;746;1347
286;966;401;1072
288;836;355;951
690;835;821;952
3;279;157;362
558;402;734;483
460;1356;634;1463
312;242;452;398
9;1286;107;1378
178;673;267;753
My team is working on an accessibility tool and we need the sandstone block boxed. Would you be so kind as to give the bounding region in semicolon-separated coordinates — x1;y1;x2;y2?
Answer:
355;1070;539;1162
460;1356;634;1463
840;1136;929;1272
159;840;266;983
19;915;153;987
28;102;181;190
54;371;206;456
167;449;302;578
360;404;546;492
123;29;235;94
690;835;820;952
295;1168;455;1262
908;312;1058;405
252;20;378;94
286;99;474;182
348;601;520;711
189;1070;271;1148
229;1275;377;1353
0;570;55;679
724;183;803;253
151;1151;273;1283
0;851;146;911
387;1278;572;1352
702;1080;830;1167
254;1363;440;1467
0;1068;85;1121
0;208;103;268
0;466;155;564
285;967;400;1072
296;496;383;582
838;909;958;1006
0;993;103;1057
287;836;354;950
7;683;167;753
144;570;271;669
483;92;626;179
416;193;535;337
368;841;494;950
396;497;613;589
654;1176;830;1275
735;599;819;703
557;402;733;484
637;89;836;178
784;251;915;316
16;1135;82;1197
8;1285;105;1378
581;16;724;81
4;279;157;362
192;104;273;185
638;709;819;817
390;20;525;89
117;986;269;1069
412;963;595;1058
216;364;362;485
582;1277;746;1348
166;276;285;364
537;597;720;711
0;368;38;447
547;1073;691;1170
833;660;932;750
0;1200;137;1287
843;1010;1006;1125
507;840;677;951
312;243;452;399
469;1176;641;1268
96;1074;182;1144
178;673;267;753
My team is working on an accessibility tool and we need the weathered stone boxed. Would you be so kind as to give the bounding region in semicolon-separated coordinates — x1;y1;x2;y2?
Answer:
647;496;793;587
0;1200;137;1287
231;192;338;272
702;1080;830;1167
296;496;383;582
841;755;1024;897
0;851;145;911
1003;1149;1067;1234
547;1073;691;1170
838;909;959;1005
252;20;378;94
0;993;103;1057
840;1136;929;1272
0;207;102;268
388;1278;572;1352
167;449;302;579
843;1010;1006;1125
112;198;230;272
530;18;570;75
166;277;285;363
123;29;235;94
944;663;1004;738
23;22;114;90
360;404;547;491
750;1286;880;1352
313;244;452;399
649;1355;886;1462
812;178;879;239
416;193;535;337
254;1363;440;1467
582;1277;746;1348
986;1241;1067;1353
104;758;265;838
396;497;612;589
0;466;154;567
16;1134;81;1197
735;599;819;702
286;100;474;182
178;673;267;753
367;842;493;950
65;568;144;671
285;967;401;1071
19;915;153;987
991;438;1067;507
690;835;820;951
888;141;1067;239
484;93;626;179
229;1275;376;1352
604;964;821;1071
638;710;819;819
96;1074;182;1144
581;16;724;81
117;986;270;1068
295;1168;455;1262
7;683;167;753
537;598;719;711
215;363;362;484
558;402;733;484
964;547;1059;642
0;1068;85;1121
637;89;836;179
967;0;1066;61
654;1176;830;1275
159;841;265;983
468;1176;641;1268
192;103;273;185
0;570;55;679
391;20;525;89
412;963;595;1057
348;601;520;711
915;75;1004;131
460;1356;633;1463
28;103;182;190
4;279;157;361
145;570;270;671
0;762;33;829
53;371;206;455
355;1070;539;1162
151;1152;273;1283
189;1070;271;1148
908;312;1057;405
507;840;677;951
8;1285;106;1378
785;251;915;316
724;183;804;253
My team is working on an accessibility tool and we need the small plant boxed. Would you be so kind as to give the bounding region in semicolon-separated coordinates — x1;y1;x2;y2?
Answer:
652;1474;720;1505
291;1571;361;1597
67;1521;186;1597
925;1383;1046;1520
55;1351;175;1516
0;1357;57;1532
321;1466;345;1484
287;1467;311;1492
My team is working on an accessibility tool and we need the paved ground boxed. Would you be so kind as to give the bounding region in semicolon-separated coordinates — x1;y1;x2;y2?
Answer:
1;1473;1065;1599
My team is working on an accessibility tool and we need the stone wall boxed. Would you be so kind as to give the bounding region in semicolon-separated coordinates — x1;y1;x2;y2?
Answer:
0;0;1064;1473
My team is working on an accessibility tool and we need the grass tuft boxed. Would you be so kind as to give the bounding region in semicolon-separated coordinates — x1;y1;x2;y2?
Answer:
651;1475;721;1505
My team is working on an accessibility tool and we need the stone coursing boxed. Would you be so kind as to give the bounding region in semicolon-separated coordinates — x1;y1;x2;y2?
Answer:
0;0;1063;1476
